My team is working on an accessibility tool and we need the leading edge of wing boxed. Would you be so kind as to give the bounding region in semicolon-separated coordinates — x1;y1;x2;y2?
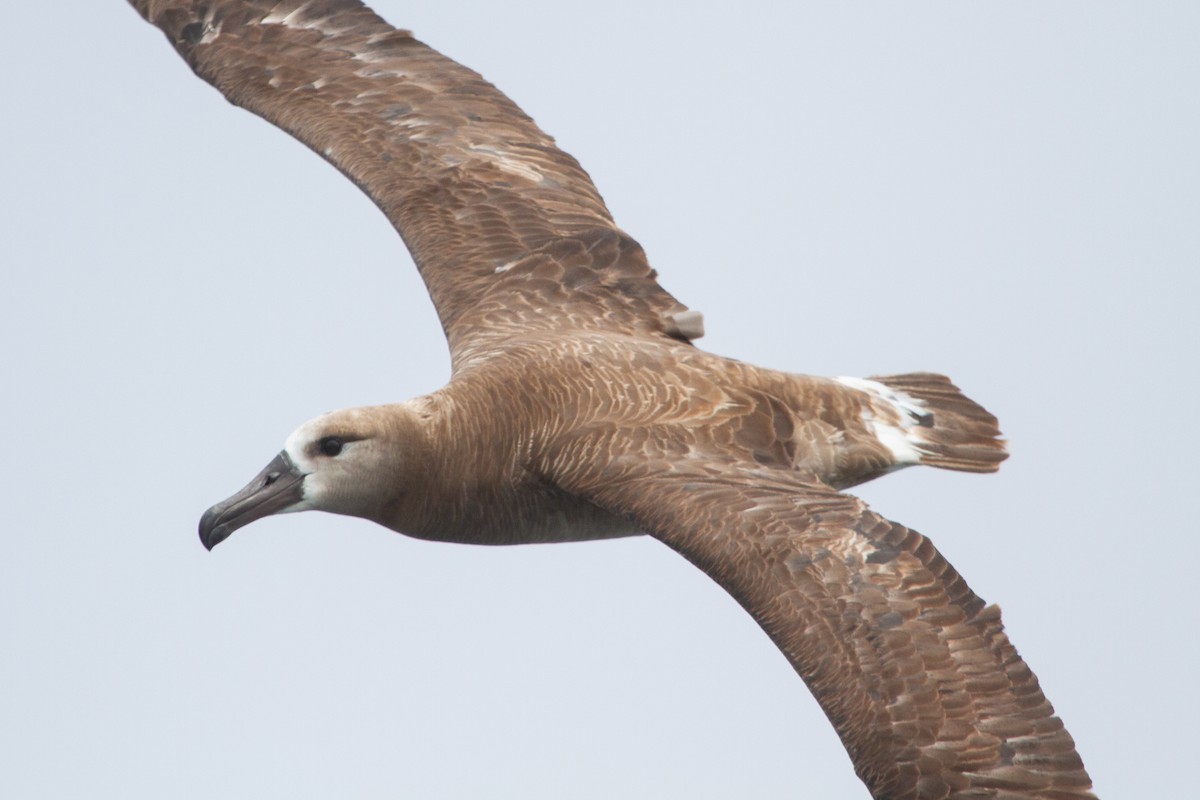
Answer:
130;0;700;364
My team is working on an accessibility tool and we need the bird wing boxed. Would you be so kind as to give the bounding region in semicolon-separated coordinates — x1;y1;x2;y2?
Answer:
130;0;700;368
543;449;1095;799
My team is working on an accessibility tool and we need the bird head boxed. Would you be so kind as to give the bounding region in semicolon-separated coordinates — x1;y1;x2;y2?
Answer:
198;405;420;549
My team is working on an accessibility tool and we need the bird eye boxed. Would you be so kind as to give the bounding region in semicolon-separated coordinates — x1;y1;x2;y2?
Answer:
317;436;344;457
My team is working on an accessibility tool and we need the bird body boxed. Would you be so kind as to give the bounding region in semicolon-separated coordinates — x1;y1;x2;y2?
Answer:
212;330;1001;548
132;1;1097;797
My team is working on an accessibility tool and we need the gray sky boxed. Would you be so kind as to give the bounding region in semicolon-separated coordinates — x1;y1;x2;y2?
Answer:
3;1;1197;797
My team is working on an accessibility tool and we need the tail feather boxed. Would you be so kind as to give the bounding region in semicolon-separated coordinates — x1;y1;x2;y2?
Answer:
866;372;1008;473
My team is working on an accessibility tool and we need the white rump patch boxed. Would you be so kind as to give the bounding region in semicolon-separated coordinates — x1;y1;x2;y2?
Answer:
835;376;929;465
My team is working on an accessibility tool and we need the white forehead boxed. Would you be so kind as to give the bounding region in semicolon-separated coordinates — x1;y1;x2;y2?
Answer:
283;413;335;470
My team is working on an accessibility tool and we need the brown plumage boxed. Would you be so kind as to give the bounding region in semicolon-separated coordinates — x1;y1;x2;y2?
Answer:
129;2;1096;798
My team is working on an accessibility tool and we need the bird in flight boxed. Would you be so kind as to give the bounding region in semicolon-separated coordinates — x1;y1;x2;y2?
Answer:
129;2;1095;797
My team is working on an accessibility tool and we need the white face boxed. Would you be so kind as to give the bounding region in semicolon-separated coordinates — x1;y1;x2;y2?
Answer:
281;409;391;519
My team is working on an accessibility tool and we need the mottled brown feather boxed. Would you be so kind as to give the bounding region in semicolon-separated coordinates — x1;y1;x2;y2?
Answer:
129;0;698;367
544;451;1094;800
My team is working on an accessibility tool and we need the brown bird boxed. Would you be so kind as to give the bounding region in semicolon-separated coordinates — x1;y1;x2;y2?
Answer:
129;2;1095;798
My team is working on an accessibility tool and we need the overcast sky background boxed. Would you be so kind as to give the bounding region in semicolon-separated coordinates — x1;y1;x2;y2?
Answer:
3;2;1197;797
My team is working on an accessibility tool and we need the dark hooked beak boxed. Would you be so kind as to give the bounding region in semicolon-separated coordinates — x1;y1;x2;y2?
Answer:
198;451;306;551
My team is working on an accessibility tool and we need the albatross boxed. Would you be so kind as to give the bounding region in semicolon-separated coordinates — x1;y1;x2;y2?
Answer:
130;2;1096;797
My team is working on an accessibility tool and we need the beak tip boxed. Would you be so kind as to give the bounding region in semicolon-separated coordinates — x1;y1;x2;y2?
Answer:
196;451;304;552
198;507;226;551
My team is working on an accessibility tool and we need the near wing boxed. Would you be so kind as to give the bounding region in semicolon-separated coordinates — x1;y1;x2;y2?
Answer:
550;455;1095;799
130;0;699;366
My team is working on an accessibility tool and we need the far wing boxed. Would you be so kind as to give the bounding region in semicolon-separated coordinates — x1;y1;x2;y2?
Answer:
549;455;1095;799
130;0;699;367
